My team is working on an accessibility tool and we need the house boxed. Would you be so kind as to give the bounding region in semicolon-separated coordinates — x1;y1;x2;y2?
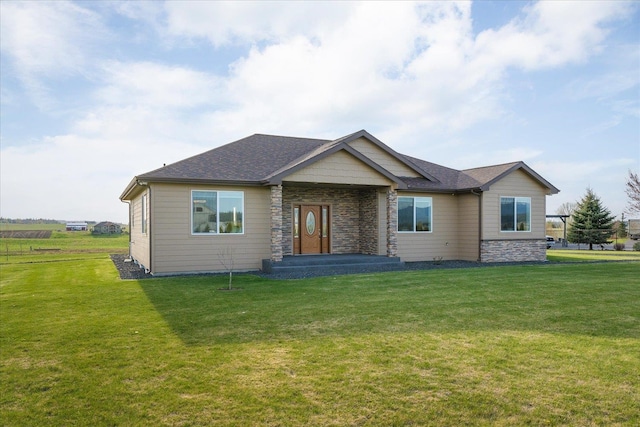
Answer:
66;222;88;231
120;130;559;276
93;221;122;234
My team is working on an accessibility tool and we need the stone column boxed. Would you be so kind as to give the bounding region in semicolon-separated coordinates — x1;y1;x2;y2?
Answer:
386;188;398;257
270;185;283;262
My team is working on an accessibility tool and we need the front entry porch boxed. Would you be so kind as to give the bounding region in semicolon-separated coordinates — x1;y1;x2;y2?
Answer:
261;254;404;275
269;184;398;262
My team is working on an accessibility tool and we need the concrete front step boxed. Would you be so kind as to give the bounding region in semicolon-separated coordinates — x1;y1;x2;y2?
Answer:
262;254;404;274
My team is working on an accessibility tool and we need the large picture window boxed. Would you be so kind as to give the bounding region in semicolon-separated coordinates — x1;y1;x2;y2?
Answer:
398;196;432;232
192;190;244;234
501;197;531;231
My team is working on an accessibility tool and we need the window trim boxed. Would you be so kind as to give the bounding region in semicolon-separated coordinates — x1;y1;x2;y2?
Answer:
500;196;531;232
397;196;433;233
190;190;245;236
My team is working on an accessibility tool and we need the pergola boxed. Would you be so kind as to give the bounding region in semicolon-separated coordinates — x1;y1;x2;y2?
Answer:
546;214;570;246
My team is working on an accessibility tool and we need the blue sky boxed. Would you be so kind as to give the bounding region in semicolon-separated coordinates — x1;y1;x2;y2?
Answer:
1;1;639;223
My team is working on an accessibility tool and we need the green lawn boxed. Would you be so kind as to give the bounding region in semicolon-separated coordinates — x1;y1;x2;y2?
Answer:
2;251;639;425
0;222;66;232
0;231;128;264
547;248;640;262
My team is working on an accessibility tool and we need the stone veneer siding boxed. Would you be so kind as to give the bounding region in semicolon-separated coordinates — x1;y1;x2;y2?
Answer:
480;239;546;262
386;189;398;257
282;186;380;255
358;188;379;255
270;185;283;262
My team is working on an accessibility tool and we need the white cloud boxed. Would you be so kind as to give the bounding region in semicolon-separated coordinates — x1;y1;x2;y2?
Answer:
163;1;354;47
1;1;637;222
0;1;107;109
0;132;199;222
96;61;223;109
472;1;629;71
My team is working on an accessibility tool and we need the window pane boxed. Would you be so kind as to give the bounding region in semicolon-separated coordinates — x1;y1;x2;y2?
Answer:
294;207;299;238
193;191;217;233
501;197;515;231
141;194;147;234
398;197;414;231
322;207;328;238
415;198;432;232
219;191;243;233
516;198;531;231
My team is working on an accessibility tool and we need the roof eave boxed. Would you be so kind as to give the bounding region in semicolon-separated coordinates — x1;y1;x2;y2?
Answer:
119;177;141;201
477;162;560;194
120;176;265;200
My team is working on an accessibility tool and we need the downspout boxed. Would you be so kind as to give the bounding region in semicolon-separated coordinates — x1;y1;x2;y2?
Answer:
147;185;152;274
471;190;482;262
124;200;132;260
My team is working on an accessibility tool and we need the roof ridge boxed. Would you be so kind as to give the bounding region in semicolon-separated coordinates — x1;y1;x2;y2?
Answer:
252;133;332;143
462;161;521;172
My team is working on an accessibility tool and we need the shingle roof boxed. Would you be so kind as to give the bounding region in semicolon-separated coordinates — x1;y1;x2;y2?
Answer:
138;134;329;183
121;131;559;199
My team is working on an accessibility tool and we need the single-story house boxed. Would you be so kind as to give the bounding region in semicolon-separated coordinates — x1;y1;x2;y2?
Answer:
93;221;122;234
120;130;559;276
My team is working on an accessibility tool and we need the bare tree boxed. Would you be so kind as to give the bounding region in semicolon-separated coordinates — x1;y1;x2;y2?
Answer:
556;202;576;217
218;248;235;290
625;170;640;215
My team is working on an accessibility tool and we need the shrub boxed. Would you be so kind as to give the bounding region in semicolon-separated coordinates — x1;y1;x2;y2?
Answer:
614;243;626;251
634;242;640;251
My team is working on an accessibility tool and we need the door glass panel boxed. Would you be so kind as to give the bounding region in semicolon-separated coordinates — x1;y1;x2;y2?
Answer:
306;211;316;235
294;207;299;238
322;207;328;237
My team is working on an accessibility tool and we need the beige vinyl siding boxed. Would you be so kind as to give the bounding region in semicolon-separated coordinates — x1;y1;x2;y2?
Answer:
150;184;271;274
396;193;459;262
129;190;150;269
482;169;547;241
348;137;421;178
284;150;393;186
456;193;480;261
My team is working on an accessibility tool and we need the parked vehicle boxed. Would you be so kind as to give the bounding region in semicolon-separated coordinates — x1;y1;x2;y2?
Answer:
629;219;640;240
546;236;555;249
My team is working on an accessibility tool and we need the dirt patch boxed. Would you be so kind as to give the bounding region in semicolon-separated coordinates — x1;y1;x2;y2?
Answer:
0;230;52;239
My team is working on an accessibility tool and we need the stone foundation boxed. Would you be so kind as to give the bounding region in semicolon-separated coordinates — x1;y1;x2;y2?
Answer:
480;239;546;262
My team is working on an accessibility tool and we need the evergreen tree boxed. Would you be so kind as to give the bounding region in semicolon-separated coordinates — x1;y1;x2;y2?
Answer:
568;188;616;250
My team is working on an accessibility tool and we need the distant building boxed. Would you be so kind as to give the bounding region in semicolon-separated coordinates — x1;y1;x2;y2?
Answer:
93;221;122;234
66;222;88;231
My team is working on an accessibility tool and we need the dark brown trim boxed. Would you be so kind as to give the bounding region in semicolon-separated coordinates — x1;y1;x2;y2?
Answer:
477;162;560;194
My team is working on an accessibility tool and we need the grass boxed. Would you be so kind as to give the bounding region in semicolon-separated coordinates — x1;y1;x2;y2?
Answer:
0;223;67;232
0;231;128;264
1;239;639;425
547;248;640;262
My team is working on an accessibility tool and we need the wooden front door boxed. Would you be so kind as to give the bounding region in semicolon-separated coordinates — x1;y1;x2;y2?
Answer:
295;205;330;254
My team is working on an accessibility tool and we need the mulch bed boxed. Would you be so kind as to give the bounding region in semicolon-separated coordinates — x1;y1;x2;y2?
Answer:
110;254;150;280
110;253;552;281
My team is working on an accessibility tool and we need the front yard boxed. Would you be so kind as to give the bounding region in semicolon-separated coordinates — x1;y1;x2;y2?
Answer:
1;250;638;425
